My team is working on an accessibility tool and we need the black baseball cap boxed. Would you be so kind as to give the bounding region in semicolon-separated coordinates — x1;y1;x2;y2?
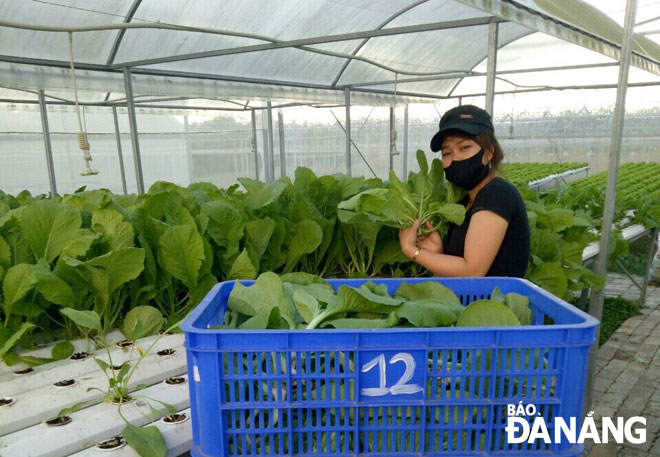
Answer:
430;105;494;152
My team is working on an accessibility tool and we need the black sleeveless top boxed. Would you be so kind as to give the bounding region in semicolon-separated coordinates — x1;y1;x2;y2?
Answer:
443;177;530;278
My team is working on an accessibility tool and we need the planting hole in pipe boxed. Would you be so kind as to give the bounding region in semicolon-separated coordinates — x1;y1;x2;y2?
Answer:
70;352;90;360
110;395;133;405
0;397;15;407
46;416;72;426
14;367;34;375
53;379;77;388
111;363;125;371
96;435;126;451
163;413;188;424
157;348;175;356
165;376;186;385
116;340;133;348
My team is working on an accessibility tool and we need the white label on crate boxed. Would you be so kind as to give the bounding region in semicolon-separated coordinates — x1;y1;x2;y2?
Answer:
193;365;200;382
360;352;423;396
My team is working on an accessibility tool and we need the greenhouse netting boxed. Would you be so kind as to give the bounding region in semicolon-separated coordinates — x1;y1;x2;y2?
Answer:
1;0;659;195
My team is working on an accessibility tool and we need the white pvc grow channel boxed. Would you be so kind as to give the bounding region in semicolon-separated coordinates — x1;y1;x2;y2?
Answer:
0;333;183;397
1;375;190;456
0;330;192;457
0;329;125;376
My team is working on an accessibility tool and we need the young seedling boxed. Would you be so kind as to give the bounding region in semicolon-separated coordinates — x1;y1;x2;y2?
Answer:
57;306;182;457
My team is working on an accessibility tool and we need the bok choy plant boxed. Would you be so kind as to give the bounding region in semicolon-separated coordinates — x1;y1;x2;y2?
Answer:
338;151;465;237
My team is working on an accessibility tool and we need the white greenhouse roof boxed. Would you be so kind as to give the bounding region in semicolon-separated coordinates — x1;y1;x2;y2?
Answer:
0;0;659;106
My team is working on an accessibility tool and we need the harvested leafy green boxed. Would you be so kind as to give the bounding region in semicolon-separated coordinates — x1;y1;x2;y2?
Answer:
338;151;465;237
394;281;460;303
228;272;297;329
490;286;532;325
456;300;521;327
222;273;533;330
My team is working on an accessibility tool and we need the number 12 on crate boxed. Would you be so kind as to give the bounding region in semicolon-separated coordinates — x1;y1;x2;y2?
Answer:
359;351;425;400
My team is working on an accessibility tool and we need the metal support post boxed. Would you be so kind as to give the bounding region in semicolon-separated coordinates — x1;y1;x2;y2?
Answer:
345;89;352;176
585;0;637;414
112;106;128;195
278;110;286;178
183;114;194;186
578;288;590;310
266;101;275;181
251;110;259;179
485;21;499;115
640;227;658;305
403;104;409;177
123;68;145;194
389;106;395;173
38;90;57;197
261;110;271;182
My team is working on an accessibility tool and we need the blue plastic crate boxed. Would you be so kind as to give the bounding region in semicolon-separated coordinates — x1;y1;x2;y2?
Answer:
181;277;598;457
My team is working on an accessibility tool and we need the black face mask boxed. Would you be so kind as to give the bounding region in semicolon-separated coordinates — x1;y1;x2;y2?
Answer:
443;149;490;190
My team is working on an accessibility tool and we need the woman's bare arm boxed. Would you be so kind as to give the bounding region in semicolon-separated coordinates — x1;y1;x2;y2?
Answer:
413;210;508;277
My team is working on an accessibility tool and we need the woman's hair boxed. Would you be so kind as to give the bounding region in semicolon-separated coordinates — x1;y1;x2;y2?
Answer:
474;129;504;172
442;128;504;172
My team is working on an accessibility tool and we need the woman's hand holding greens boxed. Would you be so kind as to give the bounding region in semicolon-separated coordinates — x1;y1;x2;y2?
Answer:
417;221;443;254
398;219;421;259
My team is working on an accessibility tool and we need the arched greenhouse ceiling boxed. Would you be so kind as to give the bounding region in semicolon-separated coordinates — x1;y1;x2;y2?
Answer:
0;0;659;106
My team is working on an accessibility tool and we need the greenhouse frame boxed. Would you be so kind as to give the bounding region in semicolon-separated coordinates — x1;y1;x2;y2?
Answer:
1;0;660;456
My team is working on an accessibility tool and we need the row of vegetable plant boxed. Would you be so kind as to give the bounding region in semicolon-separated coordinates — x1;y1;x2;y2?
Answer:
0;151;605;367
501;162;588;188
543;162;660;230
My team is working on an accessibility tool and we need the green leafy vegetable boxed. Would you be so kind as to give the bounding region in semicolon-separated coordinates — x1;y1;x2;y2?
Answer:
123;423;167;457
52;341;75;360
121;306;163;341
338;151;465;237
394;281;460;304
396;300;463;327
60;308;102;333
504;292;532;325
457;299;521;327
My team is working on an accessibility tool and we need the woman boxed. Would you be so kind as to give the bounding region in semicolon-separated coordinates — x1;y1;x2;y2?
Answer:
399;104;530;277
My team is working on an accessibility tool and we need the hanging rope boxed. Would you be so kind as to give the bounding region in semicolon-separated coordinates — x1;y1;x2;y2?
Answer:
391;72;399;157
68;31;98;176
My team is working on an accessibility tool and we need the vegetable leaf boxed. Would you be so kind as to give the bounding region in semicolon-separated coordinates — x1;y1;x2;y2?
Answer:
121;306;163;341
505;292;532;325
457;299;521;327
158;225;203;289
0;322;35;358
123;423;167;457
528;262;568;299
226;249;257;280
394;281;460;304
92;208;134;251
396;299;464;327
52;341;75;360
284;220;323;273
60;308;102;333
19;199;81;263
